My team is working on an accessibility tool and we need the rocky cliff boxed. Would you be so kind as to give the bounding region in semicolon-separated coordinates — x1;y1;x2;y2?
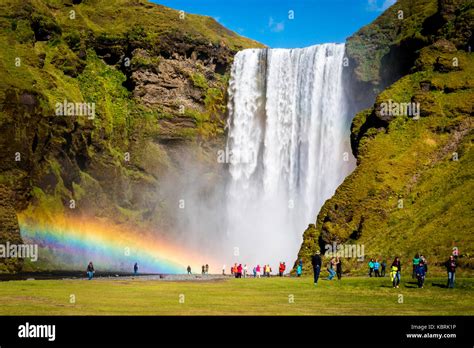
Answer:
0;0;262;272
298;0;473;273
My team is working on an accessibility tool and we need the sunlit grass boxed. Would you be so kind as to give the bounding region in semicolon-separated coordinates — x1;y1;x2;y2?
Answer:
0;276;472;315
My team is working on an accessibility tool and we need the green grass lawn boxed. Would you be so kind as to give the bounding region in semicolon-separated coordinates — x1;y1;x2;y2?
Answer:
0;276;472;316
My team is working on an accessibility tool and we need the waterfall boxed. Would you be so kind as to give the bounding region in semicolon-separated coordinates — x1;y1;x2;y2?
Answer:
225;43;355;266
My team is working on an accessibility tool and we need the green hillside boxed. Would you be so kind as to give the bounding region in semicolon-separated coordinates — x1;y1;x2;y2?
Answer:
0;0;262;273
298;0;473;273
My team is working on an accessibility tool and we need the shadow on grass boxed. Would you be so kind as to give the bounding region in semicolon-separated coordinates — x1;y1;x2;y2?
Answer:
431;282;448;288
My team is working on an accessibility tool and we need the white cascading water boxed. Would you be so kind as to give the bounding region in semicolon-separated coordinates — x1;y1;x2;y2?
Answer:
225;43;355;266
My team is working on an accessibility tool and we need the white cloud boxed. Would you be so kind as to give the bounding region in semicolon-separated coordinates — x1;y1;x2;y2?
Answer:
367;0;396;12
268;16;285;33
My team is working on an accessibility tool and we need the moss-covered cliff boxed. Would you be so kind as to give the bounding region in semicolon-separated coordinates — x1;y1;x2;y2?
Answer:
0;0;262;272
298;0;473;273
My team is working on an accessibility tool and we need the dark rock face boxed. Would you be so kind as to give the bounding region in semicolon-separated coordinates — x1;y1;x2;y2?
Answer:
0;186;24;273
0;0;262;272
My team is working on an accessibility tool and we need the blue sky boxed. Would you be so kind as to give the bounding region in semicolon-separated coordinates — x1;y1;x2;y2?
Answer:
152;0;396;48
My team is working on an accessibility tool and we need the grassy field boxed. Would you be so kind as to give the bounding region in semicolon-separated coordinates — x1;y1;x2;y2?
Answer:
0;276;473;316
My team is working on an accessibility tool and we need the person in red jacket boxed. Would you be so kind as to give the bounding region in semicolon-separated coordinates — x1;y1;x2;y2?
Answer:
237;264;243;278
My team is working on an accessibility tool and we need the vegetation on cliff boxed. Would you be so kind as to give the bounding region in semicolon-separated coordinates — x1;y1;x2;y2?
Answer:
0;0;262;272
298;0;473;274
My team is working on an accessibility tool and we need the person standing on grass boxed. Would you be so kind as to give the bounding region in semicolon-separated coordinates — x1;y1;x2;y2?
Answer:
237;264;243;278
86;261;95;280
368;258;374;277
311;250;322;285
445;255;456;288
243;264;248;278
222;264;226;275
205;264;209;275
420;255;428;274
296;263;302;277
416;261;426;288
134;262;138;275
374;259;380;277
256;264;261;278
187;265;192;275
202;265;205;275
412;253;420;279
381;260;387;277
253;266;257;278
327;257;336;280
336;256;342;280
391;257;401;288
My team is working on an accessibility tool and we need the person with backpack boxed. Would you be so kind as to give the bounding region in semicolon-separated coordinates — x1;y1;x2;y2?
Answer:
445;255;456;288
368;259;374;277
373;259;380;277
415;261;426;288
412;254;420;279
311;250;322;286
86;261;95;280
391;257;401;288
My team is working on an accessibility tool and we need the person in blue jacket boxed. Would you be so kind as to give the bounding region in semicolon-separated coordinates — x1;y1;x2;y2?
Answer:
415;261;426;288
373;259;380;277
296;264;302;277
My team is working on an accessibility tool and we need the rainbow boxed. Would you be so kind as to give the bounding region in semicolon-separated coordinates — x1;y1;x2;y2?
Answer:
17;214;213;274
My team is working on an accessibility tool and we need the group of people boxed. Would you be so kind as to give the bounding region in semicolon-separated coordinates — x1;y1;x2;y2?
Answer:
368;259;386;277
85;248;459;290
230;263;247;278
309;249;459;289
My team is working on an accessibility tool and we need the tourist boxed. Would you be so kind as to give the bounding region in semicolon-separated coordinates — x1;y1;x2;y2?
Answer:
420;255;428;274
416;261;426;288
311;250;322;285
336;256;342;280
381;260;387;277
202;265;205;275
253;266;257;277
296;263;302;277
187;265;192;275
256;264;261;278
327;257;336;280
368;258;374;277
134;262;138;275
373;259;380;277
445;255;456;288
86;261;95;280
237;264;243;278
243;264;248;278
452;246;459;259
391;257;401;288
222;264;226;275
279;262;285;277
231;264;234;276
412;253;420;279
205;264;209;275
